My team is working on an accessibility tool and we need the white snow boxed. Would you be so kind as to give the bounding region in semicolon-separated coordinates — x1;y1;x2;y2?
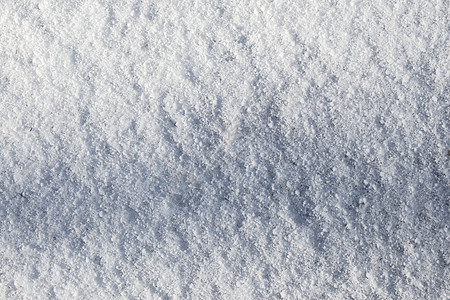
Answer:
0;0;449;299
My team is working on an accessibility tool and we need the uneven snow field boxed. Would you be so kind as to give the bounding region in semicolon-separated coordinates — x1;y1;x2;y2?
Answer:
0;0;449;299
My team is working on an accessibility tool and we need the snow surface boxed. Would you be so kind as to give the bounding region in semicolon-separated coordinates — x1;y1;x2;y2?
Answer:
0;0;449;299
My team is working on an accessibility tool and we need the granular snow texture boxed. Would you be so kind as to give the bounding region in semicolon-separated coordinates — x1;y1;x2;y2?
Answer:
0;0;449;299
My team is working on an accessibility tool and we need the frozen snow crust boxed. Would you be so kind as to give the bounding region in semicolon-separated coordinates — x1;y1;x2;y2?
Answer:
0;0;449;299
